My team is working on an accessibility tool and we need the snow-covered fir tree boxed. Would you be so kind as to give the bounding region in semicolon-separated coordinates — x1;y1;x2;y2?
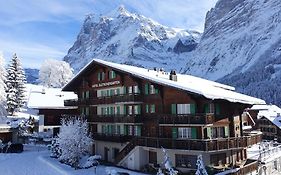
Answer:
55;117;92;169
195;155;208;175
5;54;26;115
39;59;73;88
161;147;178;175
0;52;7;117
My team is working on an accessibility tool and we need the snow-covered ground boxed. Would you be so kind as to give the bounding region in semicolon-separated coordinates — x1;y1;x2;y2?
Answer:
0;144;147;175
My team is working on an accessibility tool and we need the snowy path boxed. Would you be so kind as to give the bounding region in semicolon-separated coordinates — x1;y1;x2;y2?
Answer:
0;145;147;175
0;145;60;175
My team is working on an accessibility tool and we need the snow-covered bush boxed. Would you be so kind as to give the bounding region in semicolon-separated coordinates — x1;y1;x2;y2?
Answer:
50;138;61;158
0;52;7;117
5;53;26;115
80;155;101;169
39;59;73;88
55;117;93;169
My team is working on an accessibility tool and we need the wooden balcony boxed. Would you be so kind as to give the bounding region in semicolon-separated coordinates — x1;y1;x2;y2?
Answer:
88;114;143;123
92;133;133;143
230;159;258;175
134;133;261;151
157;113;215;125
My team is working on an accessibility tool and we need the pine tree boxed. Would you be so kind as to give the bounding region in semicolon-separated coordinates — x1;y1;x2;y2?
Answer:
195;155;208;175
161;147;178;175
0;52;7;117
5;54;26;115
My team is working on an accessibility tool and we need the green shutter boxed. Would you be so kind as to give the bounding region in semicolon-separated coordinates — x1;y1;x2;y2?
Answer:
145;104;149;113
117;106;120;115
98;72;101;81
191;128;197;139
110;107;114;115
123;106;127;115
137;105;141;114
172;128;178;139
204;104;210;113
171;104;177;114
215;104;221;115
108;125;112;134
107;90;110;97
145;83;149;95
117;88;120;95
124;125;128;135
155;88;159;94
207;127;212;139
190;104;196;114
224;126;229;137
137;126;141;136
113;71;116;78
123;87;127;94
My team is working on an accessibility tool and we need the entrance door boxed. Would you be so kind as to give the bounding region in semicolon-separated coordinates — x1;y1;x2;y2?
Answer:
104;147;109;162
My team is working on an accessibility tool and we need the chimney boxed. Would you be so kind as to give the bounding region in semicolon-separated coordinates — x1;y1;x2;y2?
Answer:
169;70;177;81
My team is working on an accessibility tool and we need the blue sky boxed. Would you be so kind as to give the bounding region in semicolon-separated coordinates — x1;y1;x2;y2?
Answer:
0;0;218;68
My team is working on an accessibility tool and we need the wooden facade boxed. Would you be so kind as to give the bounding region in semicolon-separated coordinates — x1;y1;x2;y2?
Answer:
38;108;78;126
63;60;262;172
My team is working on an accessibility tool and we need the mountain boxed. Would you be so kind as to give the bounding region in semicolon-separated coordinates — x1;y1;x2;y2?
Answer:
63;2;281;106
63;6;200;73
183;0;281;105
24;68;39;84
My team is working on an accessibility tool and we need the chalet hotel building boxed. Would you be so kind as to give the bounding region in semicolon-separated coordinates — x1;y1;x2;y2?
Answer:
63;59;264;173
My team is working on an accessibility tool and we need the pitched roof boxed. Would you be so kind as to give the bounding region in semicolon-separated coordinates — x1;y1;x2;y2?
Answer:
63;59;266;105
27;84;77;109
254;105;281;129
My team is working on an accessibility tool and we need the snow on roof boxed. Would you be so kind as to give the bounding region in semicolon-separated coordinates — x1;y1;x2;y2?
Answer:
64;59;266;105
256;105;281;129
27;84;77;109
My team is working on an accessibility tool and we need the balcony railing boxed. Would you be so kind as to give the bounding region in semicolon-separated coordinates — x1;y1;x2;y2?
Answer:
157;113;215;124
88;115;143;123
92;133;133;143
114;133;262;164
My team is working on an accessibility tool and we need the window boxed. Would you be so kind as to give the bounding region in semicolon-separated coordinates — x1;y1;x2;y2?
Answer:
177;104;196;114
205;103;215;113
150;85;155;94
134;105;141;115
85;107;90;115
133;85;140;94
128;106;133;115
178;128;192;139
175;154;197;168
85;91;90;99
98;72;105;81
150;104;155;113
211;127;225;138
128;86;133;94
109;70;116;79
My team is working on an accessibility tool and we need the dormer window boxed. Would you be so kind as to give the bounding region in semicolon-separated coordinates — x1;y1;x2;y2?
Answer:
98;72;105;81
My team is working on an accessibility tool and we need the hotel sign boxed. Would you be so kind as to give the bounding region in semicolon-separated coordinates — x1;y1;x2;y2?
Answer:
92;81;120;88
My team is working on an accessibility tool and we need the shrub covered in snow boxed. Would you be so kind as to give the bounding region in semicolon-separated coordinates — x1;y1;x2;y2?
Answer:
39;59;73;88
80;155;101;169
55;117;93;169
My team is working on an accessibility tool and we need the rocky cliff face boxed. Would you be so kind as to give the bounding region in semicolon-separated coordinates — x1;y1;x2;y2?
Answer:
64;6;200;73
183;0;281;105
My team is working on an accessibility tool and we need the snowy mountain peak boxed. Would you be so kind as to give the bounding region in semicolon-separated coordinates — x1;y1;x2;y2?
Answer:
64;7;200;73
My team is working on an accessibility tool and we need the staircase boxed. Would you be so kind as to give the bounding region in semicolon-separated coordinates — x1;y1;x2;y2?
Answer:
114;137;137;164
